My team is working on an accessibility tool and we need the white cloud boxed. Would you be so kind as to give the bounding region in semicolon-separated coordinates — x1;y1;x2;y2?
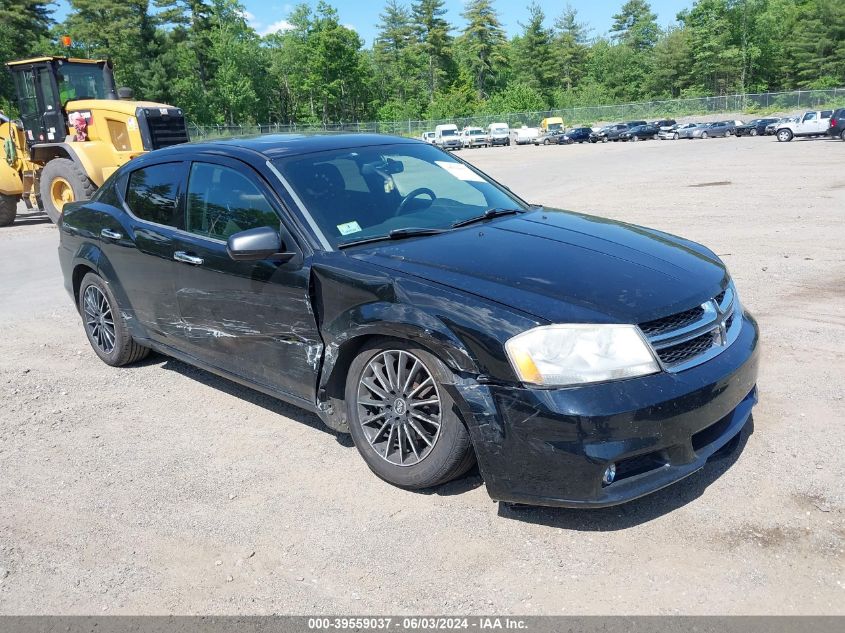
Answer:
344;24;356;31
260;19;294;36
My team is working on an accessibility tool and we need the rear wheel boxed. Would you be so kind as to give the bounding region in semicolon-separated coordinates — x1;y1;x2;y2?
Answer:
777;129;793;142
39;158;96;224
725;129;732;137
750;128;758;136
841;130;845;141
0;194;18;227
346;340;475;489
701;131;709;139
78;272;150;367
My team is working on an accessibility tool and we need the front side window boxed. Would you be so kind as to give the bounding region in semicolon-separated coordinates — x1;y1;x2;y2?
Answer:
804;112;817;122
126;164;181;227
55;63;107;104
274;142;525;248
185;163;279;241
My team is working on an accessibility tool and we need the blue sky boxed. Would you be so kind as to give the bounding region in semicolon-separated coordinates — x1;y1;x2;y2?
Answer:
54;1;692;46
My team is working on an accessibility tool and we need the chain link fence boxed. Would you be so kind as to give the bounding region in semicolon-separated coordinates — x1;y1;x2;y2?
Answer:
188;88;845;141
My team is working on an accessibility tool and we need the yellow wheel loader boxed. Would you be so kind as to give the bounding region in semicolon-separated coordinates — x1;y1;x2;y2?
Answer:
0;56;188;227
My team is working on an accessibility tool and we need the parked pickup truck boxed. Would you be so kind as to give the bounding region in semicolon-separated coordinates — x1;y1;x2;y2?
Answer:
775;110;833;142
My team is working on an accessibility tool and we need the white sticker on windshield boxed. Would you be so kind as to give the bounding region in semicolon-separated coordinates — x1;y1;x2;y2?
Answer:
337;221;362;236
435;161;485;182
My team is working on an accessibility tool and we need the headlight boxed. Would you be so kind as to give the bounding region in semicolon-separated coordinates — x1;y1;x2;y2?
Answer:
505;324;660;387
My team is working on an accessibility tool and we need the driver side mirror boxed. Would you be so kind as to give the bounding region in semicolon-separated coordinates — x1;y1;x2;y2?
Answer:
227;226;294;262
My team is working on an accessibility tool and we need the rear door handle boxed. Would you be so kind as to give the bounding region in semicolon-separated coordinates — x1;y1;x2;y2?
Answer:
174;251;204;266
100;228;122;240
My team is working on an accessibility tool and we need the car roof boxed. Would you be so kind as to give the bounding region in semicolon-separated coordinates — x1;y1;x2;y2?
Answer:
149;133;420;161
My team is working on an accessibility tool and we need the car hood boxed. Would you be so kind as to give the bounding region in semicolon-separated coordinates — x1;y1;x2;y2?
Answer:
349;209;727;324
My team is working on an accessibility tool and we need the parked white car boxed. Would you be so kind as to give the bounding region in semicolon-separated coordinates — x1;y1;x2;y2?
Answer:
775;110;834;142
510;126;539;145
420;131;435;143
487;123;510;146
461;127;489;148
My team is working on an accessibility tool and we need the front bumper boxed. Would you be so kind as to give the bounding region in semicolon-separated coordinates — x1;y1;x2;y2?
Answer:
451;311;760;508
490;137;509;145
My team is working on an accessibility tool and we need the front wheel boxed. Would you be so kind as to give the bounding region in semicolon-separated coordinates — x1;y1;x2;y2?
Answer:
777;129;793;142
78;272;150;367
346;341;476;489
750;129;758;136
673;132;679;140
701;132;709;139
0;194;18;227
39;158;96;224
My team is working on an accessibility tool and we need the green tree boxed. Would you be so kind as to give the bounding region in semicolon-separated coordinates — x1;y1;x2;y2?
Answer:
787;0;845;88
64;0;158;96
457;0;507;98
553;4;590;91
373;0;422;109
411;0;453;101
611;0;660;51
512;2;556;100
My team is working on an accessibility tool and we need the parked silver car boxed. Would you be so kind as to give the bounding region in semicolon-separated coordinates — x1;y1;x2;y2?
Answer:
691;121;735;139
675;123;704;139
660;122;699;140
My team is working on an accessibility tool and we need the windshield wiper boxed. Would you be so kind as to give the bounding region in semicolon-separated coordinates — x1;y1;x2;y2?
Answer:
338;227;448;249
451;208;523;229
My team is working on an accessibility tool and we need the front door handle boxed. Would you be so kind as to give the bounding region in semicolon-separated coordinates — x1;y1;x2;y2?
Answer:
174;251;204;266
100;228;122;240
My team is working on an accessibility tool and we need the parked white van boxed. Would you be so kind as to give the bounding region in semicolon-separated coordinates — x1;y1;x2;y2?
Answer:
461;126;489;148
434;124;462;150
487;123;510;146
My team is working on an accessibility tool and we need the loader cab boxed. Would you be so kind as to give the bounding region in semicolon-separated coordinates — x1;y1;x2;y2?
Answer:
6;57;117;147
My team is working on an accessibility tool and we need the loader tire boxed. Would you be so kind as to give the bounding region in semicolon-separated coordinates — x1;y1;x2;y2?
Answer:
0;194;17;227
39;158;97;224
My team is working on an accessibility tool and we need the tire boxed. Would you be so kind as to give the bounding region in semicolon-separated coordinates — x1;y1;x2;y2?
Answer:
632;135;639;142
346;339;476;490
0;194;18;227
543;139;549;145
840;130;845;141
701;132;709;139
750;128;758;136
673;132;679;140
39;158;96;224
78;272;150;367
725;130;732;137
602;137;608;143
777;129;793;142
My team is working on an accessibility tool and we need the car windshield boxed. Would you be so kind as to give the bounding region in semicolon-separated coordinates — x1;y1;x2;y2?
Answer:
491;127;507;134
273;142;526;248
441;129;457;137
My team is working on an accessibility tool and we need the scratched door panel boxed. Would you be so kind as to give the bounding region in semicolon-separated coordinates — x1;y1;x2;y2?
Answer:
171;231;322;403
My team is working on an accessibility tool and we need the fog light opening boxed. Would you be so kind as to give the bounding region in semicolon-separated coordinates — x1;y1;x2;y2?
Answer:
602;464;617;486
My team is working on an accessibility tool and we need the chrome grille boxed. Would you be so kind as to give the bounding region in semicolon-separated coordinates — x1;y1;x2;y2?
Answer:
639;284;741;372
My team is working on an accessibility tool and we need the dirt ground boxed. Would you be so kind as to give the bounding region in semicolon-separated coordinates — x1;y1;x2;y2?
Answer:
1;134;843;615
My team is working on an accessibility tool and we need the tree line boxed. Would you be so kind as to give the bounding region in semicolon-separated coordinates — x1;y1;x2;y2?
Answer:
1;0;844;126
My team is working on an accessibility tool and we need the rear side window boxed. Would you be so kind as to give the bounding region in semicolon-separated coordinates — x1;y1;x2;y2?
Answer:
126;163;180;226
185;162;279;241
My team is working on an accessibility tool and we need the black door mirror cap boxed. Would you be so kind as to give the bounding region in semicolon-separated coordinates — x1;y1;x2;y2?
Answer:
226;226;293;262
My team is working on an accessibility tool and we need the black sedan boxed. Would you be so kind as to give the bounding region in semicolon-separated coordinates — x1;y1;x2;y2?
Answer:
561;127;594;144
619;123;660;141
58;134;759;509
734;118;780;137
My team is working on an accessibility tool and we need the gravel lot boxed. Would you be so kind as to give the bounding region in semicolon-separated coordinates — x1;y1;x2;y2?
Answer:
1;134;843;615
